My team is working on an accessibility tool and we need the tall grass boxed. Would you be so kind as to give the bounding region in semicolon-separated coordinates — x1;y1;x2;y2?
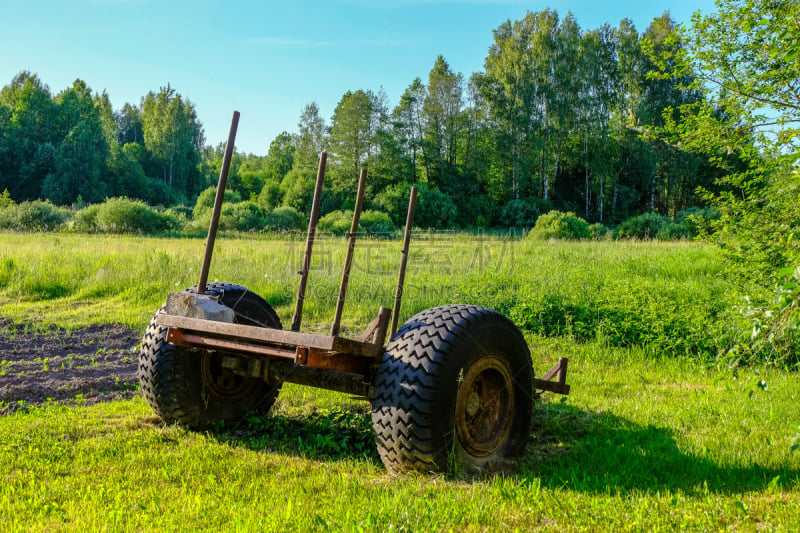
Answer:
0;233;738;359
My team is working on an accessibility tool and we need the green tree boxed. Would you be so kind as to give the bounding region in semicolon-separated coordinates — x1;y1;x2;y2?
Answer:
141;85;204;200
421;56;463;188
0;72;59;201
391;78;426;176
659;0;800;365
328;89;382;199
116;102;144;146
294;102;327;171
42;79;109;204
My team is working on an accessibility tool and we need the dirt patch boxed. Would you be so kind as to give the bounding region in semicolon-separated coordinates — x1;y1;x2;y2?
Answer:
0;318;141;414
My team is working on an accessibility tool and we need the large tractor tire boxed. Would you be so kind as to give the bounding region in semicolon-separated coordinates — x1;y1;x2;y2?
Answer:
371;305;533;472
139;282;282;427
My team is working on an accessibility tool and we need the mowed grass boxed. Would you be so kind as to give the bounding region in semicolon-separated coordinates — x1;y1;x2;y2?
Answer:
1;233;798;531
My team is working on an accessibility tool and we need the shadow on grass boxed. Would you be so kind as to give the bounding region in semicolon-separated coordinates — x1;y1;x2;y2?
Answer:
206;404;382;466
203;400;798;494
520;400;800;495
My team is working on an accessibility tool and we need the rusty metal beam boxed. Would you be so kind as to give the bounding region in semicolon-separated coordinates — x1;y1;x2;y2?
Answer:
533;357;570;395
268;360;370;397
197;111;239;295
157;314;383;358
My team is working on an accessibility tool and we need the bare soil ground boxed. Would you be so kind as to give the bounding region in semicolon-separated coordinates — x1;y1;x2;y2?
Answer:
0;319;141;415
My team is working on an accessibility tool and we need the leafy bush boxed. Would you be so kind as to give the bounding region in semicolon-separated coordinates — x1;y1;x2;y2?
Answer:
264;206;306;232
616;212;671;239
415;185;457;229
657;222;693;241
71;204;101;233
676;206;720;236
192;186;241;219
359;210;394;235
498;197;553;228
528;210;590;240
258;180;283;212
588;223;612;240
318;210;353;236
0;200;70;231
227;201;266;232
93;198;180;234
318;209;395;236
165;205;193;220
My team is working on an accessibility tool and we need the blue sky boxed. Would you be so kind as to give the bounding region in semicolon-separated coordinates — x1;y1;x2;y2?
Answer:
1;0;717;155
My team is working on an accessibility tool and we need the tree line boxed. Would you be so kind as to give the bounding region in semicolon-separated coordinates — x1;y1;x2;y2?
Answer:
1;10;742;229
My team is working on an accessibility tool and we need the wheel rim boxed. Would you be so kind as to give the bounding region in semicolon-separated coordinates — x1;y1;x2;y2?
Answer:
455;356;515;458
200;351;259;401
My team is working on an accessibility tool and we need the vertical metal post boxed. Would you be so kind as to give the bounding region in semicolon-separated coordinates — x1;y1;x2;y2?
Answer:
390;186;418;336
330;169;368;337
197;111;239;296
291;151;327;331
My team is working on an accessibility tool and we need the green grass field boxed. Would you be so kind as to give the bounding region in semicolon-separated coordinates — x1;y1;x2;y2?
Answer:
1;233;798;531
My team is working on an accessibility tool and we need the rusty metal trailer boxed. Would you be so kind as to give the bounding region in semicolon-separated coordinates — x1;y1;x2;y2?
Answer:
138;112;569;472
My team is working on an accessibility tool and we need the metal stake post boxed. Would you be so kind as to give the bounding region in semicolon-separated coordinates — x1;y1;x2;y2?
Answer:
197;111;239;295
291;152;327;331
390;186;417;336
331;168;368;336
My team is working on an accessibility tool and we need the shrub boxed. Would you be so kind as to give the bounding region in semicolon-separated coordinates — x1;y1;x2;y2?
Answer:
193;186;241;219
94;198;180;234
0;200;70;231
588;223;612;240
616;212;671;239
359;210;394;235
264;206;306;232
318;209;395;236
227;201;266;232
71;204;101;233
528;210;590;240
415;185;457;229
657;222;693;241
258;180;283;212
676;206;720;236
498;197;553;228
318;210;352;236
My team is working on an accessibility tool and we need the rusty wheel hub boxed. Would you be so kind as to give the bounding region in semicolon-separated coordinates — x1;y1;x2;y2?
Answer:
455;356;515;458
200;351;258;401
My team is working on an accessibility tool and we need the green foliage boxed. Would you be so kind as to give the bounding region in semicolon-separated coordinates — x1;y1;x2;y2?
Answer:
92;197;180;234
226;201;266;232
528;210;590;240
0;189;14;208
263;206;306;232
413;184;457;229
588;223;612;240
257;180;283;212
317;210;353;236
616;212;671;239
650;0;800;366
359;210;394;235
280;168;315;214
71;204;101;233
0;200;69;231
656;222;692;241
192;186;241;219
498;198;553;228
